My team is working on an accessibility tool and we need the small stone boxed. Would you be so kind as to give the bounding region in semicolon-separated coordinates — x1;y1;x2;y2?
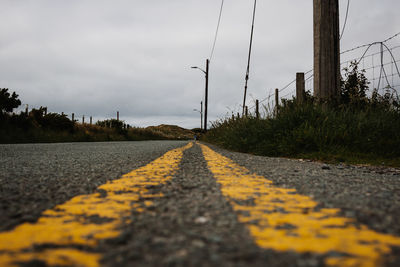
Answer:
192;239;206;248
194;216;208;224
322;165;330;170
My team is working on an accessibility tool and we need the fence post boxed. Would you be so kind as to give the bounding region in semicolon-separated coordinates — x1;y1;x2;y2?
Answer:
255;99;260;119
275;88;279;115
313;0;340;102
296;72;306;103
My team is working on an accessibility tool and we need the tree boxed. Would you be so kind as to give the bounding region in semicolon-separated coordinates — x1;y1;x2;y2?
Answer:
0;88;21;114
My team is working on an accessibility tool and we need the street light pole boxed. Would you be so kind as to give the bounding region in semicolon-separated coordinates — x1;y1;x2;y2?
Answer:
200;101;203;131
204;59;209;132
191;59;209;132
193;104;203;131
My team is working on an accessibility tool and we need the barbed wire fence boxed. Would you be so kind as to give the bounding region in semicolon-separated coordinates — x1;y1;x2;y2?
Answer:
244;32;400;118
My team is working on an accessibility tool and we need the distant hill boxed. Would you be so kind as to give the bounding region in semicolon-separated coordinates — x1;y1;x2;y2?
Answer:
145;124;194;140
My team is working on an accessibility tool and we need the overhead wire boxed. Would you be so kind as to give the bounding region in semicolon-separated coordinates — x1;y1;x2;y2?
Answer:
339;0;350;40
242;0;257;115
209;0;225;61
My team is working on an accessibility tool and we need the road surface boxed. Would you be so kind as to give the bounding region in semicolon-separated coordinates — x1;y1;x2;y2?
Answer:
0;141;399;266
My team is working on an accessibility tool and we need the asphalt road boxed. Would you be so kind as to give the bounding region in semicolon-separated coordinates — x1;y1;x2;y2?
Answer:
0;141;399;267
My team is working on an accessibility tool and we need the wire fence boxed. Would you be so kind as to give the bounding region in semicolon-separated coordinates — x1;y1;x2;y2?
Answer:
246;33;400;116
12;104;121;125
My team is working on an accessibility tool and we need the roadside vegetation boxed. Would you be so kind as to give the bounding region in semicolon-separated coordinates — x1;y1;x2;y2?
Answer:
203;62;400;167
0;89;192;143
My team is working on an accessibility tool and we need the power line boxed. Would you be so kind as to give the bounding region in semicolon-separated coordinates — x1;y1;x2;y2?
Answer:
339;0;350;40
209;0;225;61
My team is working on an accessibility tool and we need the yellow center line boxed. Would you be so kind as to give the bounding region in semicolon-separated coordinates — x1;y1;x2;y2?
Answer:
200;143;400;267
0;142;192;267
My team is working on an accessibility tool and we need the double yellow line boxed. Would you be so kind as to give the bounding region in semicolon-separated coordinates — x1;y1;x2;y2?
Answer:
0;143;192;267
1;142;399;267
200;144;400;267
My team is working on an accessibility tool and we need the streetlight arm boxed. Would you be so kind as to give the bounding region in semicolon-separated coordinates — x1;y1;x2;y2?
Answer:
191;66;206;75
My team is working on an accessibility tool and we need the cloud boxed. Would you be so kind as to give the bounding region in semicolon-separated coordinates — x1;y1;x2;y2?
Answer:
0;0;399;128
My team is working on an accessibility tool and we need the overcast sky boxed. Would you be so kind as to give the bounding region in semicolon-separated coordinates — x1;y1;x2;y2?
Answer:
1;0;399;128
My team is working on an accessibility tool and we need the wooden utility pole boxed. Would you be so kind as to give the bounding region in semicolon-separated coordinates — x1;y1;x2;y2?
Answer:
255;99;260;119
275;88;279;115
200;101;203;131
296;72;306;103
117;111;119;121
204;59;209;132
313;0;340;102
90;116;92;125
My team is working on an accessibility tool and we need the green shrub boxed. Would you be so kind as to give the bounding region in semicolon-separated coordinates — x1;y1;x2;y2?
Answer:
204;62;400;165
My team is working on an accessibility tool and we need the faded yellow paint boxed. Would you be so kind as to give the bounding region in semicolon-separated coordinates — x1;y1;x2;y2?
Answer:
200;144;400;267
0;142;192;267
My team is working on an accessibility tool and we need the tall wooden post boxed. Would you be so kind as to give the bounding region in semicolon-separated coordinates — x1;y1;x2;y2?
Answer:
117;111;119;121
313;0;340;102
90;116;92;125
255;99;260;119
296;72;306;103
72;113;75;123
245;106;248;117
275;88;279;115
82;115;85;124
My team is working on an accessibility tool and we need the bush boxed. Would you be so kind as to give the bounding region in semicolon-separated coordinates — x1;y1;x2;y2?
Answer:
203;62;400;165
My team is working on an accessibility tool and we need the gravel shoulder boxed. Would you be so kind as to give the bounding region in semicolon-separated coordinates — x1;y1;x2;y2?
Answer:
0;141;188;231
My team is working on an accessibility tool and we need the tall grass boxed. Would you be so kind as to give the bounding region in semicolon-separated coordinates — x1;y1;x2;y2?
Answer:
203;99;400;165
0;116;185;144
204;62;400;166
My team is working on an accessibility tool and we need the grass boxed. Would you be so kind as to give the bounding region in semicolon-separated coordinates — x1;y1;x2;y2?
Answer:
0;121;192;144
203;100;400;167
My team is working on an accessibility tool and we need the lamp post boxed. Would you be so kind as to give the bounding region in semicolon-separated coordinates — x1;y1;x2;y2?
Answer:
193;101;203;131
191;59;209;132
